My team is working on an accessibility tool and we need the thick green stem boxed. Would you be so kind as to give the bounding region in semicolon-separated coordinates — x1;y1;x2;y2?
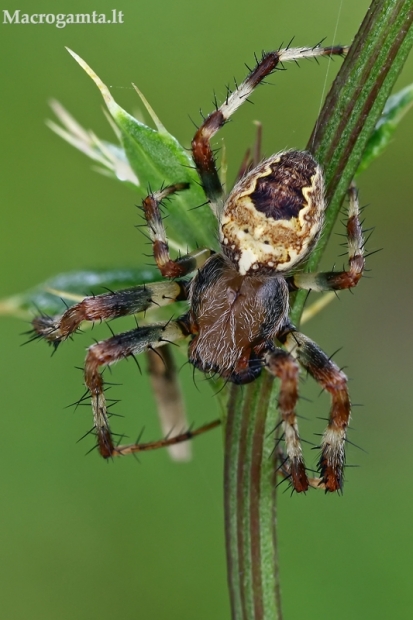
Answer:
223;2;413;619
224;374;281;620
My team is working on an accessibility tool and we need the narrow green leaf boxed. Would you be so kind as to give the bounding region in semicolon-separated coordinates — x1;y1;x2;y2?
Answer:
357;83;413;174
66;48;218;251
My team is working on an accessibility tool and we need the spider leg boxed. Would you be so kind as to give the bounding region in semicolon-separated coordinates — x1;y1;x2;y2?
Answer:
191;44;348;217
84;319;190;458
112;419;221;457
279;328;350;492
275;446;326;490
264;347;309;492
288;184;365;292
31;279;188;346
142;184;213;278
146;344;190;461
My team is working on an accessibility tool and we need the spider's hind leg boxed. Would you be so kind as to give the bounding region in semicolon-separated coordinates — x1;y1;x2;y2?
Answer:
275;446;326;491
84;319;190;458
264;346;309;493
280;328;351;492
112;419;221;457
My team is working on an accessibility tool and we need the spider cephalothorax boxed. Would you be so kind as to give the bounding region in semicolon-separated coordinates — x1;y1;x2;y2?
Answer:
187;252;290;383
31;43;366;493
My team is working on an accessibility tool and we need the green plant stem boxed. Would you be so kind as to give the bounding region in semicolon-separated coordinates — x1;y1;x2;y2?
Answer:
224;374;281;619
223;2;413;619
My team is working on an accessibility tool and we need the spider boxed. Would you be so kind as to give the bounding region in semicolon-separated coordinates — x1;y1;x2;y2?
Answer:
31;43;365;493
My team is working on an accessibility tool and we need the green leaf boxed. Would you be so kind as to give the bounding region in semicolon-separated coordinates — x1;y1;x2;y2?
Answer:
357;83;413;174
0;267;162;318
66;49;218;251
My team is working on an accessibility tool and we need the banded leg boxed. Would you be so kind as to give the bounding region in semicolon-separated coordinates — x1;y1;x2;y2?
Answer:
265;347;309;492
281;329;350;492
288;184;365;292
142;184;212;278
84;320;189;458
112;419;221;457
191;44;348;216
31;279;188;346
275;446;326;490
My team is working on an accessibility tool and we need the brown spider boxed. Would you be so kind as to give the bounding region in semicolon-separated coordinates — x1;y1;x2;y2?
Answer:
31;43;365;493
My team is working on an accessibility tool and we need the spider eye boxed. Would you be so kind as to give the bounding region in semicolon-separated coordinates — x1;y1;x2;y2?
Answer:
220;150;325;275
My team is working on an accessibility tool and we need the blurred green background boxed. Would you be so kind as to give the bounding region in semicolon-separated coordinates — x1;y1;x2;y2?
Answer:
1;1;412;618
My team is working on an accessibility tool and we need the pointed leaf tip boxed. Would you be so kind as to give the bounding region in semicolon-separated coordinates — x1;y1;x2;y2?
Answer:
62;49;217;249
66;47;115;110
132;83;167;134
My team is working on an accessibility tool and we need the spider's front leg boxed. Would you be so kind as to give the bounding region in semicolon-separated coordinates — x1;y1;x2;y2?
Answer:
31;182;211;348
288;184;365;292
141;183;212;278
84;319;190;457
279;327;351;492
191;43;348;216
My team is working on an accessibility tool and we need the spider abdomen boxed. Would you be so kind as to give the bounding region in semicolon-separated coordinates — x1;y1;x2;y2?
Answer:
221;150;325;275
188;254;289;384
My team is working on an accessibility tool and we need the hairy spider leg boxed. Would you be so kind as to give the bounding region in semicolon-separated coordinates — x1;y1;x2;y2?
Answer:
288;184;365;292
31;279;188;346
191;44;348;218
279;328;350;492
142;183;213;278
112;419;221;457
264;347;309;492
274;446;326;490
146;345;190;461
84;320;190;457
